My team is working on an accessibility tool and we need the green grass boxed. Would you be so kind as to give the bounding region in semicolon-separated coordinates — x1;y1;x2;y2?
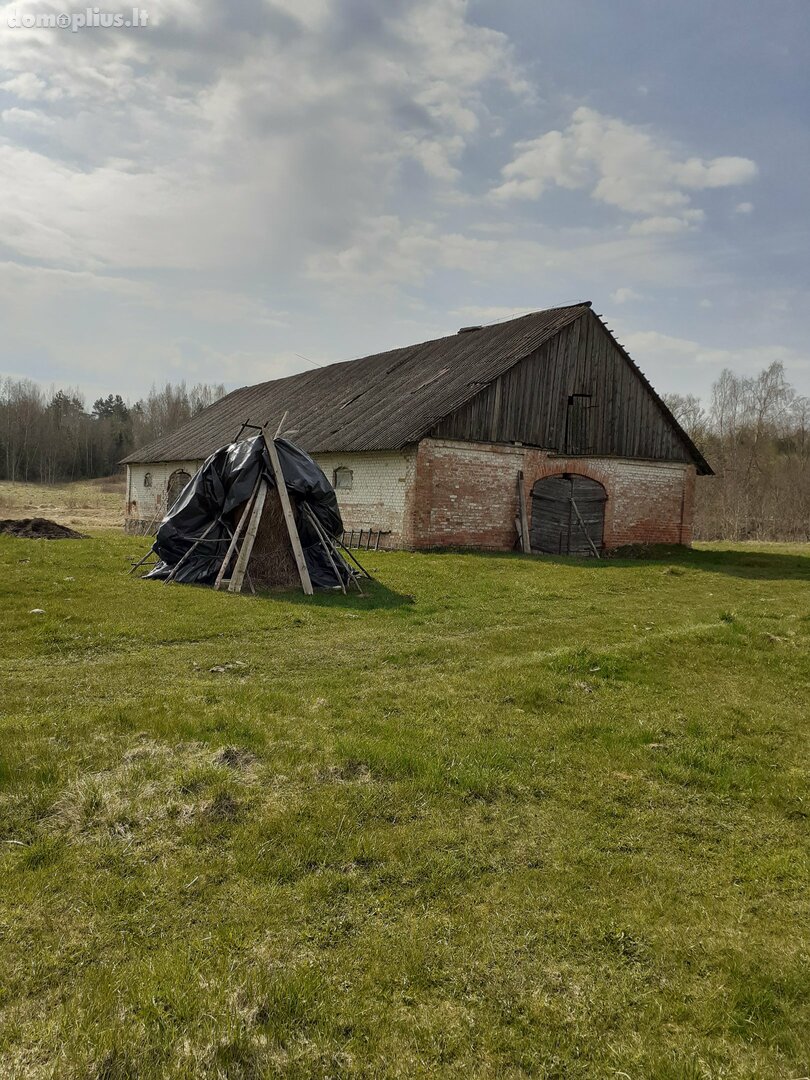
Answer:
1;535;808;1079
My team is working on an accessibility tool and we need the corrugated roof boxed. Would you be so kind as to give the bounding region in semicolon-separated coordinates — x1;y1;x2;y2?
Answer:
122;303;590;463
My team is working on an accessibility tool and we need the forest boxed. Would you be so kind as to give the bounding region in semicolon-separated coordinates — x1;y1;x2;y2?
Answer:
1;362;807;542
0;379;225;485
663;361;809;541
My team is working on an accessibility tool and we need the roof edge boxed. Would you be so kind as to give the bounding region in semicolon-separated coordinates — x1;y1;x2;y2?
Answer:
396;304;592;446
591;311;713;476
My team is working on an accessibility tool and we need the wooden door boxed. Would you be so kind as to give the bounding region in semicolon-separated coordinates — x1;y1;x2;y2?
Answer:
166;469;191;511
530;474;606;556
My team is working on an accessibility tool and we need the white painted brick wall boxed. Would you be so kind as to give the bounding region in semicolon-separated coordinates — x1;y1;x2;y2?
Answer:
312;449;415;545
125;460;203;531
125;450;416;544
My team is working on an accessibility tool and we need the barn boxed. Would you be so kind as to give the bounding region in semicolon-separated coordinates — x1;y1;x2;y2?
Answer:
121;303;711;555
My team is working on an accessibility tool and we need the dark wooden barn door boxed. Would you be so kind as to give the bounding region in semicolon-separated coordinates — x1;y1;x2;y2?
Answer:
530;474;606;556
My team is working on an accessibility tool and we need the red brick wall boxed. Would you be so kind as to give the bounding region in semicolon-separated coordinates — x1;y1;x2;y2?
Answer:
407;438;696;551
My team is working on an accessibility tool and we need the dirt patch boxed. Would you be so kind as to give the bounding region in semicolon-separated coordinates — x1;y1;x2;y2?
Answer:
202;791;242;822
214;745;257;770
0;517;85;540
316;760;373;783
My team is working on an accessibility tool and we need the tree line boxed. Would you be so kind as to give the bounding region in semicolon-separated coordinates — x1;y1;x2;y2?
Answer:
664;361;810;541
0;379;226;484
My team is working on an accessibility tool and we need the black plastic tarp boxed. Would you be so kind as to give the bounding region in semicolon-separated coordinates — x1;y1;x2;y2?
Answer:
145;434;352;588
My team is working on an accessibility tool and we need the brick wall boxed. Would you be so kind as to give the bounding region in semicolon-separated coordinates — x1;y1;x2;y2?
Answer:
125;460;202;534
312;450;416;548
409;438;695;551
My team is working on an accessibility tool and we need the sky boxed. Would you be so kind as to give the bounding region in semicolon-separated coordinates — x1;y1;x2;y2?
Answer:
0;0;808;406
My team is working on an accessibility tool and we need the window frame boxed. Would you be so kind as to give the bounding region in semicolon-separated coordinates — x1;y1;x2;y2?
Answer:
333;466;353;491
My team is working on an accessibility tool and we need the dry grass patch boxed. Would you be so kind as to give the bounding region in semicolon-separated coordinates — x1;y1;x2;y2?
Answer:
0;476;125;531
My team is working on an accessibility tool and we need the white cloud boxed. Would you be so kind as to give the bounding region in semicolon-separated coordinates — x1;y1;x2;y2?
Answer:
0;1;804;404
629;213;703;236
622;329;809;376
735;201;754;214
611;287;643;304
0;71;63;101
492;106;757;232
0;0;525;272
453;304;537;322
1;106;54;128
305;212;701;294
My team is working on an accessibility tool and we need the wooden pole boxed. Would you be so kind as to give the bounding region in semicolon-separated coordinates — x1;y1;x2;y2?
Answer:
265;434;314;596
570;496;601;559
517;471;531;554
214;475;261;590
129;545;157;575
228;480;268;593
302;504;347;594
163;518;218;585
334;535;372;580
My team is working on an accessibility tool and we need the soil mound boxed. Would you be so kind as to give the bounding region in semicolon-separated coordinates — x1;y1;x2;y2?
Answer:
0;517;85;540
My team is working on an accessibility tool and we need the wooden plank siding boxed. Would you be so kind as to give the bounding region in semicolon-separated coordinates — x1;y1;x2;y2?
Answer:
431;310;694;466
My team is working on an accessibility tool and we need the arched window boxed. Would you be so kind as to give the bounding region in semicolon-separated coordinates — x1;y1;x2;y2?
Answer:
333;467;353;491
143;471;153;489
167;469;192;510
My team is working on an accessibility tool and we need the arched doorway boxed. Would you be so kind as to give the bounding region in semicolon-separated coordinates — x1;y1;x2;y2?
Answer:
530;473;606;556
166;469;191;510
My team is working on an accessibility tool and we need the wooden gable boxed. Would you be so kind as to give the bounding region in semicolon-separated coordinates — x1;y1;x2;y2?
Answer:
431;309;709;472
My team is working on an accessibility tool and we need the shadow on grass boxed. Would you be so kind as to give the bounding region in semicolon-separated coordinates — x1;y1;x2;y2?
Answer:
402;544;810;582
589;545;809;581
259;577;414;611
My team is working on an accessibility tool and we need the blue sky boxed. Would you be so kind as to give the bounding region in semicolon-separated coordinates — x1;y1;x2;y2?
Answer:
0;0;807;405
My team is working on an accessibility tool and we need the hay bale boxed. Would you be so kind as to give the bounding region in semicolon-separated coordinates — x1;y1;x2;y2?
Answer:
247;487;301;589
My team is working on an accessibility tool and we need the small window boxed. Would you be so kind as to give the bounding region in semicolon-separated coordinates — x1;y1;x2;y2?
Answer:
143;471;153;489
333;467;353;491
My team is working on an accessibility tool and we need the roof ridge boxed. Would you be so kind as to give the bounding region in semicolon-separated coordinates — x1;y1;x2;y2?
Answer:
239;302;594;394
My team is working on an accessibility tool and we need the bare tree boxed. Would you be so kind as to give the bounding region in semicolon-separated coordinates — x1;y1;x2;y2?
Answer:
692;363;810;541
0;378;226;484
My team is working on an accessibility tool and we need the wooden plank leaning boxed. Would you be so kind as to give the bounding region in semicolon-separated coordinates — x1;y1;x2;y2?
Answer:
301;504;347;594
214;474;261;590
227;479;268;593
163;518;219;585
129;545;157;575
265;434;314;596
569;496;601;559
517;470;531;554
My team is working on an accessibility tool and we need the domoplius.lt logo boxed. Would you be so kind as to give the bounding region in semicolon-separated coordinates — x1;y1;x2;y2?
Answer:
6;7;150;30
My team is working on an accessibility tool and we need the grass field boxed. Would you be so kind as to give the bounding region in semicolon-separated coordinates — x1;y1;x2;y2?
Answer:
0;477;125;531
1;532;808;1079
